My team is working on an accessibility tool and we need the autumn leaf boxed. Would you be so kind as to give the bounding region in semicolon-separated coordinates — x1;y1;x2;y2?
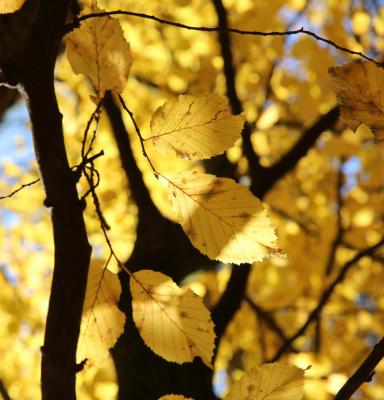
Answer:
148;94;244;159
0;0;25;13
158;395;193;400
329;60;384;140
168;170;280;264
130;270;215;367
225;362;305;400
77;259;125;365
66;6;132;99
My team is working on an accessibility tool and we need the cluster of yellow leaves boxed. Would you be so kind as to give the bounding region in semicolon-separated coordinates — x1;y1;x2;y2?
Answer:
2;0;384;399
64;2;282;380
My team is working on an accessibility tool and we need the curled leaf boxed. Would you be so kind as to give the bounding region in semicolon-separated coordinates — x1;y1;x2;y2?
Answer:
329;60;384;140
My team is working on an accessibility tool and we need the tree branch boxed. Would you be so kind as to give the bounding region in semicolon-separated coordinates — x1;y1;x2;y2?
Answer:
10;1;92;398
259;107;339;197
0;177;40;200
334;337;384;400
211;0;265;188
67;11;379;64
210;0;340;359
103;92;162;222
245;296;298;352
210;0;264;351
270;237;384;361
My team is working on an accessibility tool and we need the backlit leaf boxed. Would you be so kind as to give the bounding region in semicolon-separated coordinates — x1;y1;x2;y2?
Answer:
130;269;215;367
149;94;244;159
329;60;384;140
225;362;305;400
77;259;125;365
66;6;132;98
0;0;25;13
168;170;280;264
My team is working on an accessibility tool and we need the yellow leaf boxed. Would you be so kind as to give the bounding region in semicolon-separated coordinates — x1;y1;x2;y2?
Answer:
77;259;125;365
0;0;25;13
158;395;193;400
168;170;280;264
130;270;215;367
329;60;384;141
148;94;244;159
225;362;305;400
66;6;132;98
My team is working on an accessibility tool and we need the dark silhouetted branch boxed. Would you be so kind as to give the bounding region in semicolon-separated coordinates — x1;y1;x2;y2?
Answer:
245;296;298;353
14;1;92;398
67;11;379;64
210;0;340;361
270;237;384;361
270;205;317;235
0;178;40;200
260;107;339;197
103;92;161;221
334;337;384;400
213;264;251;340
0;150;104;201
212;0;265;189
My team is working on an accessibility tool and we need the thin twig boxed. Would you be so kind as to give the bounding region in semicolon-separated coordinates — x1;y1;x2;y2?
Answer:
118;95;159;177
83;163;110;230
245;296;298;353
269;205;317;235
334;337;384;400
67;11;380;65
0;150;105;201
270;237;384;361
81;99;103;159
0;178;40;200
